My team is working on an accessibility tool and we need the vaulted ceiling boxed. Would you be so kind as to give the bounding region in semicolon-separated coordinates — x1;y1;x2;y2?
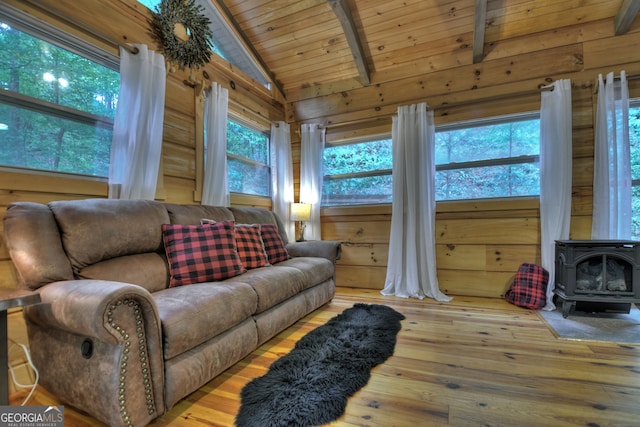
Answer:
216;0;640;101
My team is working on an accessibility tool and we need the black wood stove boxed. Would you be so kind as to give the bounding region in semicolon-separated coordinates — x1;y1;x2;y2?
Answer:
554;240;640;317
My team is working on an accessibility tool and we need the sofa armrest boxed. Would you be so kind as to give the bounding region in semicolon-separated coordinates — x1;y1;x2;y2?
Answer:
286;240;342;264
24;279;165;426
26;279;160;343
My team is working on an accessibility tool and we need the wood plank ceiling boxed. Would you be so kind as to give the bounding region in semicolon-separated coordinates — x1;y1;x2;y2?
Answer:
217;0;638;102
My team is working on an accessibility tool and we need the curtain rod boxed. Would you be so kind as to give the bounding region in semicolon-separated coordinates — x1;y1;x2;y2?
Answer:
612;73;640;81
593;72;640;94
22;0;138;55
432;84;554;111
320;83;558;130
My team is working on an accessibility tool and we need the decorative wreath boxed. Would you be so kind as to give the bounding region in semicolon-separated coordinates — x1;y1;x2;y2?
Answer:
150;0;213;70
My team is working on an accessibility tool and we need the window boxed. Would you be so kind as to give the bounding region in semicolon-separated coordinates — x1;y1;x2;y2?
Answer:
630;101;640;239
0;11;119;177
435;114;540;201
227;119;270;196
321;113;541;207
322;138;393;206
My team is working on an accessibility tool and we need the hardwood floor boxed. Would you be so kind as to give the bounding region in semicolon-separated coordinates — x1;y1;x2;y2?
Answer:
11;287;640;426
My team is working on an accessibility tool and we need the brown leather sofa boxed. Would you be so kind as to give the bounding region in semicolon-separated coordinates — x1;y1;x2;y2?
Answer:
3;199;341;427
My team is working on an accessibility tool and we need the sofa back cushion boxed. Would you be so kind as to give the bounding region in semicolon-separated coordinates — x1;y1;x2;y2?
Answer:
49;199;170;292
4;199;291;293
77;253;170;293
164;203;234;225
3;202;74;290
229;207;289;245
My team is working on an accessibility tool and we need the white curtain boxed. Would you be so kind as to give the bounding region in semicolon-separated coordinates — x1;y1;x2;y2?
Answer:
109;44;166;200
539;79;573;310
592;71;631;239
202;82;230;207
382;103;452;302
271;121;295;241
300;124;325;240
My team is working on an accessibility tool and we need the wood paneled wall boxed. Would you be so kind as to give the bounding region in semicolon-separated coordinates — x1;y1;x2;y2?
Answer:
288;18;640;298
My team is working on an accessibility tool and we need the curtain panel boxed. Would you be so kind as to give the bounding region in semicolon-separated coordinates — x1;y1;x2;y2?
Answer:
270;121;295;241
382;102;452;302
299;124;325;240
109;44;165;200
539;79;573;310
202;82;230;207
592;71;631;240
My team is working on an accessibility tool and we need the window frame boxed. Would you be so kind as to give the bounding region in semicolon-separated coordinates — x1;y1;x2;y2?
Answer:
321;112;542;207
323;134;393;182
0;3;119;179
434;111;541;201
630;98;640;239
435;112;540;171
631;98;640;188
226;114;271;198
322;134;393;207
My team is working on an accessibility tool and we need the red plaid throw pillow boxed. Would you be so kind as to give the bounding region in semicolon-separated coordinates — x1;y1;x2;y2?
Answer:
162;221;245;287
235;224;269;269
505;263;549;309
260;223;289;264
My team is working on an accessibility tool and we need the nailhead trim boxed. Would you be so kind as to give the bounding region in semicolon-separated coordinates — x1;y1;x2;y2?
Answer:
107;299;156;427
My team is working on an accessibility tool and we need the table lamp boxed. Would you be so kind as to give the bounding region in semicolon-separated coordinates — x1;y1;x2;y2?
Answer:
290;203;311;242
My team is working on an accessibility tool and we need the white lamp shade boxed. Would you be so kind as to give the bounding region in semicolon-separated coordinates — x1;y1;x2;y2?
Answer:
290;203;311;221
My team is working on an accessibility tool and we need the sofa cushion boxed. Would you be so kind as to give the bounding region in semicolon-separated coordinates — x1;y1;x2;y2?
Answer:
154;281;258;360
274;257;335;290
235;224;269;269
77;252;170;293
162;222;245;287
260;223;290;264
225;266;306;313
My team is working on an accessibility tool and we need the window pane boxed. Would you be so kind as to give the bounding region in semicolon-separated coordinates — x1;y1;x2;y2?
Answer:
630;105;640;239
631;106;640;181
436;119;539;164
224;120;270;197
0;23;119;118
322;138;393;206
0;20;117;177
322;175;393;206
228;158;270;196
435;115;540;201
227;121;268;164
633;185;640;240
436;163;540;200
0;102;111;176
324;139;392;175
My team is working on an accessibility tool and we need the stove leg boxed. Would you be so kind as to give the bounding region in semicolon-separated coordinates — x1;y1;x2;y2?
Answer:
561;300;575;318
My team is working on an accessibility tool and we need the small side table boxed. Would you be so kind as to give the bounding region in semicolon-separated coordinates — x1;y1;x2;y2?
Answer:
0;289;41;405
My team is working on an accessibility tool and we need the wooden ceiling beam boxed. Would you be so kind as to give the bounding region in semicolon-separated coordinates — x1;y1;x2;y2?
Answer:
473;0;487;63
614;0;640;35
328;0;371;87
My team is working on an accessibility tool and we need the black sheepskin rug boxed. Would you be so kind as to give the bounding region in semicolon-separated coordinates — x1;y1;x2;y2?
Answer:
235;303;405;427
